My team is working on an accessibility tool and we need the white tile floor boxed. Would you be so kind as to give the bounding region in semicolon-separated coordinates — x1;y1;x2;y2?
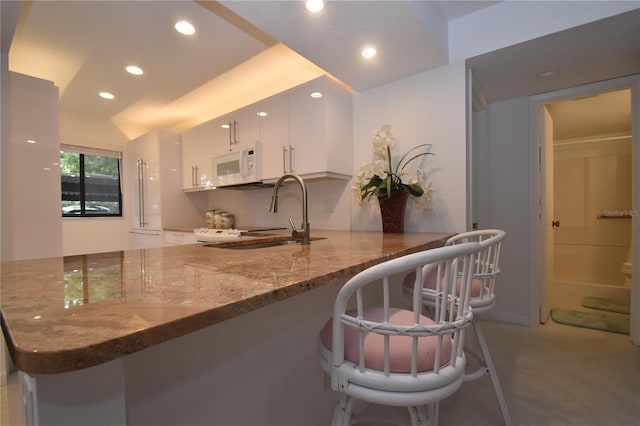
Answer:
2;319;639;426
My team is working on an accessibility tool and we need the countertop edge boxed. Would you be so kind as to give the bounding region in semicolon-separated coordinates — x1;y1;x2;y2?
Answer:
3;233;452;375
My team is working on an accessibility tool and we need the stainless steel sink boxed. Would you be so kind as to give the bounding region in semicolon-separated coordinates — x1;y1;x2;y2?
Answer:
206;236;325;250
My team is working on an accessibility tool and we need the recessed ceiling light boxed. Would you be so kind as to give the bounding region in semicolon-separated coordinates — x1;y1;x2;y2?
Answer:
99;92;115;99
540;70;556;77
361;46;377;59
310;92;323;99
257;111;268;117
175;20;195;35
305;0;324;12
221;124;230;129
26;139;36;144
126;65;144;75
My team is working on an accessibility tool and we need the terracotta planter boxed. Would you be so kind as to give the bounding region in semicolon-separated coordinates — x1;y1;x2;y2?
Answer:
377;191;409;233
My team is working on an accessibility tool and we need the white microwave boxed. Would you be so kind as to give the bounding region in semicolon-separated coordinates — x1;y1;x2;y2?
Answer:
212;142;261;187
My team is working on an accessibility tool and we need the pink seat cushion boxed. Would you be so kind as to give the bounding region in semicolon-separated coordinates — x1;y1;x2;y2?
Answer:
404;270;483;297
320;307;452;373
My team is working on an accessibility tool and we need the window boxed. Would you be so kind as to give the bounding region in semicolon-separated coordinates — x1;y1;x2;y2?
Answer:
60;145;123;217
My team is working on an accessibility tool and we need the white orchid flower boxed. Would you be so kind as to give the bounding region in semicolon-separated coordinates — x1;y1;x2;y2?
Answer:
354;125;435;209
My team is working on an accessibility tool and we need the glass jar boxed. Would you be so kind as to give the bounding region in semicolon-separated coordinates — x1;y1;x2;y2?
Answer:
220;213;235;229
205;209;216;228
213;210;225;229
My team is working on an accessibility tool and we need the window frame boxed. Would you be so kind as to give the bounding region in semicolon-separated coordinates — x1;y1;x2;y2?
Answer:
60;145;123;218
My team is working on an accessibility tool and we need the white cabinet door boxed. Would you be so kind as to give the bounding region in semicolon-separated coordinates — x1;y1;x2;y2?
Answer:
7;72;63;260
258;93;290;181
287;78;325;176
235;104;261;150
181;120;214;190
213;105;261;156
287;77;352;179
212;113;234;156
126;131;161;230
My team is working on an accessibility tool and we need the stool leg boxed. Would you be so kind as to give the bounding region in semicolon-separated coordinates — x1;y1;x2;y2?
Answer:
408;405;432;426
333;394;354;426
473;320;512;426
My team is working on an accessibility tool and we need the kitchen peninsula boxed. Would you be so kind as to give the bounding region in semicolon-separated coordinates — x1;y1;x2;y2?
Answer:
1;230;451;425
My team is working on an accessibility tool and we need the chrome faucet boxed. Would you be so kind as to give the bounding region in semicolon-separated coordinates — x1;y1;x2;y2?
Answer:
269;173;310;245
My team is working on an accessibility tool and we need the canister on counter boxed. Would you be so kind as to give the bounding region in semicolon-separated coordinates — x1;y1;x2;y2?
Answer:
205;209;216;228
213;210;225;229
221;213;235;229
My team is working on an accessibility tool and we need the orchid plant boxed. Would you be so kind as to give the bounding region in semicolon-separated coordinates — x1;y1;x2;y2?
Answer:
353;125;435;208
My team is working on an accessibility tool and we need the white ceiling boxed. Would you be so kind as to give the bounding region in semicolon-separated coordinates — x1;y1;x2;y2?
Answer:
467;9;639;139
4;1;639;142
467;9;640;106
5;0;497;140
219;0;498;91
547;89;632;142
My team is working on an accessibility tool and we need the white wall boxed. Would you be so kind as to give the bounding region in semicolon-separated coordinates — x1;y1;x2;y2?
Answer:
352;62;467;233
59;110;133;255
205;179;352;232
475;96;533;325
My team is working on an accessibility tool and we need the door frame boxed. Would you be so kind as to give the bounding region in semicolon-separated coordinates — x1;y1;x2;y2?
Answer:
528;74;640;344
538;105;554;323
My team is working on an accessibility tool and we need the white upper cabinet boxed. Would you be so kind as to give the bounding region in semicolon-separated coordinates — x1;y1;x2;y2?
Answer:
263;76;353;182
258;92;290;181
212;105;261;157
181;76;352;186
286;76;353;180
180;120;214;190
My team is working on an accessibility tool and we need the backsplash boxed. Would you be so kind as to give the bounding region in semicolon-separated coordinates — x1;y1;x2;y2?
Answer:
206;179;352;231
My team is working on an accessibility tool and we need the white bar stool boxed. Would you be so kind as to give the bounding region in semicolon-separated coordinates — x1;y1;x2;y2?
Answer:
403;229;512;426
317;242;482;425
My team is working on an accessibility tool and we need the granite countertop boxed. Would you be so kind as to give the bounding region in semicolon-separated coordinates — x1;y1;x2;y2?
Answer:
0;231;451;375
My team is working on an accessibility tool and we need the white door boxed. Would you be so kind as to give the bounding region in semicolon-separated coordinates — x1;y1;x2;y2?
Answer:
632;78;639;345
539;105;554;323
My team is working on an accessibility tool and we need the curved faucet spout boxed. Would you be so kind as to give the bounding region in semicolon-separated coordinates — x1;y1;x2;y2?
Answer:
269;173;310;245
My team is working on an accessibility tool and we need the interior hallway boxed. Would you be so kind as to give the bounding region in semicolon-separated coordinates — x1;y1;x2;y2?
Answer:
2;319;639;425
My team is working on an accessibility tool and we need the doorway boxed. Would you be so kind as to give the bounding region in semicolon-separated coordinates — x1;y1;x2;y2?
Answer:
531;77;640;344
543;89;632;321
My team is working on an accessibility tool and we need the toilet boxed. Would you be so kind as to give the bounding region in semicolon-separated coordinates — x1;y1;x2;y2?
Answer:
622;247;632;287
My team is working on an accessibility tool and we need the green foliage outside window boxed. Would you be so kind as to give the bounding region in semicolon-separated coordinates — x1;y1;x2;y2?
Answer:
60;150;122;216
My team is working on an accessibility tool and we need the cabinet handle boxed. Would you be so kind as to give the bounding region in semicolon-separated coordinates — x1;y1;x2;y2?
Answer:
191;166;196;187
289;144;294;172
227;121;233;151
141;160;147;227
233;120;239;146
282;146;287;173
137;159;147;227
195;166;199;187
137;160;142;227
